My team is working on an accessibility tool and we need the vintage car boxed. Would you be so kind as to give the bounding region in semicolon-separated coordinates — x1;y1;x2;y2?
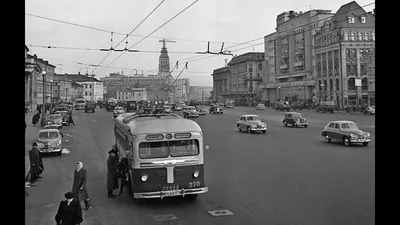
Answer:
256;103;266;110
54;110;69;126
282;112;308;128
321;120;371;146
195;106;206;116
113;106;125;118
364;106;375;115
163;105;172;113
225;103;234;108
315;102;335;113
209;105;223;114
183;106;199;118
174;105;182;111
85;104;95;113
46;114;63;129
274;101;291;111
44;124;62;130
237;114;267;134
53;104;68;114
36;128;63;156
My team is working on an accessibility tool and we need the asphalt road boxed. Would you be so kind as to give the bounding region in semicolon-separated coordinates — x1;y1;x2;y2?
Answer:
25;107;375;225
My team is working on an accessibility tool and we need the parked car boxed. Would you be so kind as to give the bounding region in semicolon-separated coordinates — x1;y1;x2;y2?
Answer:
282;112;308;128
209;105;223;114
237;114;267;134
195;106;206;116
321;120;371;146
274;101;291;111
183;106;199;118
364;106;375;115
54;110;70;126
46;114;63;129
113;106;125;118
225;103;234;108
256;103;266;110
53;104;68;114
174;105;182;111
163;105;172;113
315;102;335;113
85;104;95;113
36;128;63;156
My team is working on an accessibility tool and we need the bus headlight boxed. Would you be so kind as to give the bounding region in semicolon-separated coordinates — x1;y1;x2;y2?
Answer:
193;170;199;178
141;174;148;182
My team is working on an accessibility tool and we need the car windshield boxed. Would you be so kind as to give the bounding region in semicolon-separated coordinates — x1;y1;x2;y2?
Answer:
39;131;59;139
49;115;61;120
247;116;260;121
292;113;302;118
115;107;123;110
258;104;264;107
340;123;359;129
139;140;199;159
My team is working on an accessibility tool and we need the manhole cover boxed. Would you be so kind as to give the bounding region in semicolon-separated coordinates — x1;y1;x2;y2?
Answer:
152;214;177;221
208;209;234;217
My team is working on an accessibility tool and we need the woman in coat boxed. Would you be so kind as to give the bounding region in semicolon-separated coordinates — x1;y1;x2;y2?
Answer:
106;146;119;198
29;142;43;183
55;192;83;225
72;162;90;211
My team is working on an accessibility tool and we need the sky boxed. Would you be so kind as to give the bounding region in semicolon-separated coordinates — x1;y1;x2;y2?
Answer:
25;0;374;87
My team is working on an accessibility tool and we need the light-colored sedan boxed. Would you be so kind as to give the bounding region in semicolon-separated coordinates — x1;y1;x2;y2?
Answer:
36;128;63;156
113;107;125;118
237;114;267;134
256;103;266;110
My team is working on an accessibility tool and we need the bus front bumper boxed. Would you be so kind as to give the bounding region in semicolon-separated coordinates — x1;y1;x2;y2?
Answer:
133;187;208;199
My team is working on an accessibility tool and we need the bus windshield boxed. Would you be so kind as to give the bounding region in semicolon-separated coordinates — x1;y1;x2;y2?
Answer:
139;140;199;159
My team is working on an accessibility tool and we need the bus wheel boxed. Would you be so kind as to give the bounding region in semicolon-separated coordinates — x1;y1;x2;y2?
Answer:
186;194;198;201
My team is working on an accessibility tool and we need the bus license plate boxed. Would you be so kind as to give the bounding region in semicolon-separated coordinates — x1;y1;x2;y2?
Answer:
162;190;181;197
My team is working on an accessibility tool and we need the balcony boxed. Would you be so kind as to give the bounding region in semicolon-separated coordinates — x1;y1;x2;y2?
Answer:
280;64;288;69
294;61;303;67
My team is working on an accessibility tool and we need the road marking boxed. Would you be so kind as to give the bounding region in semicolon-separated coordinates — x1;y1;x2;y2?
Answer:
62;148;71;154
152;214;177;221
208;209;234;217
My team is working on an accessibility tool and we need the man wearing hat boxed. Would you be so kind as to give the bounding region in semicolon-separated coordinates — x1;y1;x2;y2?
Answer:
55;192;83;225
29;142;43;183
106;145;119;198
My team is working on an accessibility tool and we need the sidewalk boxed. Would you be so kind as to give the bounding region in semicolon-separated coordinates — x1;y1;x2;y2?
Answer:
25;112;42;181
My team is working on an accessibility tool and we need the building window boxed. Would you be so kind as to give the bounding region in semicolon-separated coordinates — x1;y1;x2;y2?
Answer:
365;33;369;41
361;16;366;23
372;32;375;41
344;33;349;41
85;91;87;96
348;17;355;23
358;33;363;41
350;33;355;41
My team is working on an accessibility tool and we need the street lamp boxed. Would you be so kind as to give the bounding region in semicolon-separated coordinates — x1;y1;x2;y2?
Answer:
41;70;46;126
278;87;281;101
66;87;69;102
320;83;325;102
50;80;53;113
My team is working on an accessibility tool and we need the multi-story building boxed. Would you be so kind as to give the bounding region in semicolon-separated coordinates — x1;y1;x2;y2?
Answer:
314;1;375;108
212;52;264;105
263;9;334;105
60;73;104;101
25;46;40;111
53;74;84;103
189;86;213;101
363;49;375;106
211;66;230;102
116;88;148;101
174;78;190;101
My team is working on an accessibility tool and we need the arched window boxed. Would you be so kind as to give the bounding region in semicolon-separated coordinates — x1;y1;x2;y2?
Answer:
365;33;369;41
329;79;333;91
324;80;328;91
347;78;356;91
372;32;375;41
358;33;363;41
336;78;340;91
351;49;356;58
361;78;368;90
351;33;355;41
346;49;350;58
344;33;349;41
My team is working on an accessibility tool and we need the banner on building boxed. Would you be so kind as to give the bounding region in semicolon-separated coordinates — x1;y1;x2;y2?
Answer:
355;78;362;87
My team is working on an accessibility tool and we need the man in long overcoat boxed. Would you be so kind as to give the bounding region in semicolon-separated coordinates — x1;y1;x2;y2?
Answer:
55;191;83;225
29;142;43;183
107;145;119;198
72;162;90;210
32;112;40;126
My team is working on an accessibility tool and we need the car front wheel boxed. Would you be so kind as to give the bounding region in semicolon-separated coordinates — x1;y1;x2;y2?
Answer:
247;127;252;134
284;121;287;127
343;137;351;146
262;130;266;134
292;122;297;128
362;142;369;146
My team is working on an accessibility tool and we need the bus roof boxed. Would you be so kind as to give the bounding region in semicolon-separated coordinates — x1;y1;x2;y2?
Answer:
115;113;202;135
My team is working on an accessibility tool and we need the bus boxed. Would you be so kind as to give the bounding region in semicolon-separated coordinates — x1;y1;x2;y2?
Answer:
113;108;208;200
75;98;86;110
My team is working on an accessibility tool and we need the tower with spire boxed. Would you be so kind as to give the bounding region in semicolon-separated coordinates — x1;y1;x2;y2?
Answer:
158;39;175;77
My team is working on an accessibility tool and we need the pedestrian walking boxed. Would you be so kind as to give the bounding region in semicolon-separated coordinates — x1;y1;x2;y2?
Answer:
117;158;130;196
72;162;91;211
55;191;83;225
68;114;75;125
106;145;119;198
29;142;43;183
32;112;40;126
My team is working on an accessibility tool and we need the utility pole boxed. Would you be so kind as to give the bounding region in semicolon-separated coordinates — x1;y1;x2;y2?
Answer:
339;28;345;110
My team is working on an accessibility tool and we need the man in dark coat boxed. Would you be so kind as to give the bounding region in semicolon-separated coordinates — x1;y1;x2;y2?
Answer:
72;162;90;211
107;145;119;198
68;114;75;125
55;192;83;225
29;143;43;183
32;112;40;126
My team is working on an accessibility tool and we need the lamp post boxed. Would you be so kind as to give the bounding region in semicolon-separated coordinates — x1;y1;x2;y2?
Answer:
50;80;53;113
320;83;325;102
41;70;47;126
278;87;281;101
66;87;69;102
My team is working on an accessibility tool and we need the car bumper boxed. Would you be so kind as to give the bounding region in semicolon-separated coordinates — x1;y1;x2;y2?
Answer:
296;122;308;126
350;138;371;143
133;187;208;199
39;147;62;153
250;127;267;131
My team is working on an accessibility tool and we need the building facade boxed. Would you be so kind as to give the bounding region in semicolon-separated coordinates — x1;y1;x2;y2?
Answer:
314;1;375;108
174;78;190;102
263;9;334;105
56;73;103;102
211;66;230;102
116;88;148;101
30;55;56;106
25;46;40;111
53;74;84;103
189;86;213;101
363;49;375;106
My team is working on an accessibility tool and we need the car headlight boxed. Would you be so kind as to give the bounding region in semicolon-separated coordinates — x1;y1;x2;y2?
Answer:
262;123;267;127
350;133;357;139
366;132;370;137
47;122;51;124
56;141;61;146
251;124;257;128
193;170;199;178
141;174;148;182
